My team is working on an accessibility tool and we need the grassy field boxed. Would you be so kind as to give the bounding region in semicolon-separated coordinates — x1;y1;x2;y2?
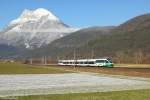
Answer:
1;89;149;100
0;62;70;74
115;64;150;68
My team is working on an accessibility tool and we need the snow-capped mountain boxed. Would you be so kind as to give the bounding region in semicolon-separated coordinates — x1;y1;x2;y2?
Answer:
0;8;77;49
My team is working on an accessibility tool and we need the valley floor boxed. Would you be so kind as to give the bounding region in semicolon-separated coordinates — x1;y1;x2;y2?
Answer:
49;65;150;78
0;62;70;74
0;62;150;99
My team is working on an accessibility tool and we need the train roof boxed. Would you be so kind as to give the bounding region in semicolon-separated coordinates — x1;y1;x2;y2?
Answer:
59;58;111;62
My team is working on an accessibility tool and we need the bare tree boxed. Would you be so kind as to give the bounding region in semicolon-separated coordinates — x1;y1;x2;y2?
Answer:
134;50;144;64
115;51;125;63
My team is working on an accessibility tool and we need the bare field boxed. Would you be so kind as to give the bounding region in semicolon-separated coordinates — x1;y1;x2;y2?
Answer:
0;73;150;97
51;65;150;78
115;64;150;68
0;62;70;74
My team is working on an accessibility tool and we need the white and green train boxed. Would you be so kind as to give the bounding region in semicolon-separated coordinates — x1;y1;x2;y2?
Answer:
58;58;113;68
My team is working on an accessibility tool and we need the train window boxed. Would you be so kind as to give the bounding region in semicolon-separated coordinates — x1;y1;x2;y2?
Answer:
80;62;84;64
88;61;94;64
84;62;88;64
65;62;68;64
96;60;105;63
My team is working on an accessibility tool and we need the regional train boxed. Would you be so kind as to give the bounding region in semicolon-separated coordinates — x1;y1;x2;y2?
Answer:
58;58;113;68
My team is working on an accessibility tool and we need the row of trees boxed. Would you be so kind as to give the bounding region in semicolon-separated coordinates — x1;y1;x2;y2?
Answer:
115;50;150;64
23;49;150;64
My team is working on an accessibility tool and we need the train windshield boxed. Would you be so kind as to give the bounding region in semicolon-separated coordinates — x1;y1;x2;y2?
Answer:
107;58;112;63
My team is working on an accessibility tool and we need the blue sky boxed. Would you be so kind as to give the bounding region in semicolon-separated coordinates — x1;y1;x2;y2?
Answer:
0;0;150;29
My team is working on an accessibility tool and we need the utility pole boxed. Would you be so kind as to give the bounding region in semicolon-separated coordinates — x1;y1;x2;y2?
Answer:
44;56;47;65
91;48;95;59
56;56;60;64
41;57;45;65
73;49;76;69
30;58;33;65
56;56;59;61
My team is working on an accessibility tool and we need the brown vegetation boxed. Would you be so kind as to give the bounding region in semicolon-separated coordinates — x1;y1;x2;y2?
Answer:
114;50;150;64
51;65;150;78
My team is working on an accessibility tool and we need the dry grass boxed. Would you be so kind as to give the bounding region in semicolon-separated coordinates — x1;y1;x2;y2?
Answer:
114;64;150;68
0;62;70;74
1;89;150;100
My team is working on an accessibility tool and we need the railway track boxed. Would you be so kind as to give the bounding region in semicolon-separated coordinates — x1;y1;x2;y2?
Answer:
41;65;150;78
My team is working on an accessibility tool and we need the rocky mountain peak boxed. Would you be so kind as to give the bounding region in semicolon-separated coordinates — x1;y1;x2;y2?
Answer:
0;8;78;49
10;8;59;25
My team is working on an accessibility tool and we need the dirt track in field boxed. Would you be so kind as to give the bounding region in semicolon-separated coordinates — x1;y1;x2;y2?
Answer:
51;66;150;78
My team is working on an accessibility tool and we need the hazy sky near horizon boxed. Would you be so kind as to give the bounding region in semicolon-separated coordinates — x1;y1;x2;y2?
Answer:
0;0;150;29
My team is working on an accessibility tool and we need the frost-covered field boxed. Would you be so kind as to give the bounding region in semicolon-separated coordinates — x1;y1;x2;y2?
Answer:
0;73;150;97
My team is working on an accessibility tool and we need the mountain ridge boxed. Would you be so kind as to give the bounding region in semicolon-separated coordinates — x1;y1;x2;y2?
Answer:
28;13;150;63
